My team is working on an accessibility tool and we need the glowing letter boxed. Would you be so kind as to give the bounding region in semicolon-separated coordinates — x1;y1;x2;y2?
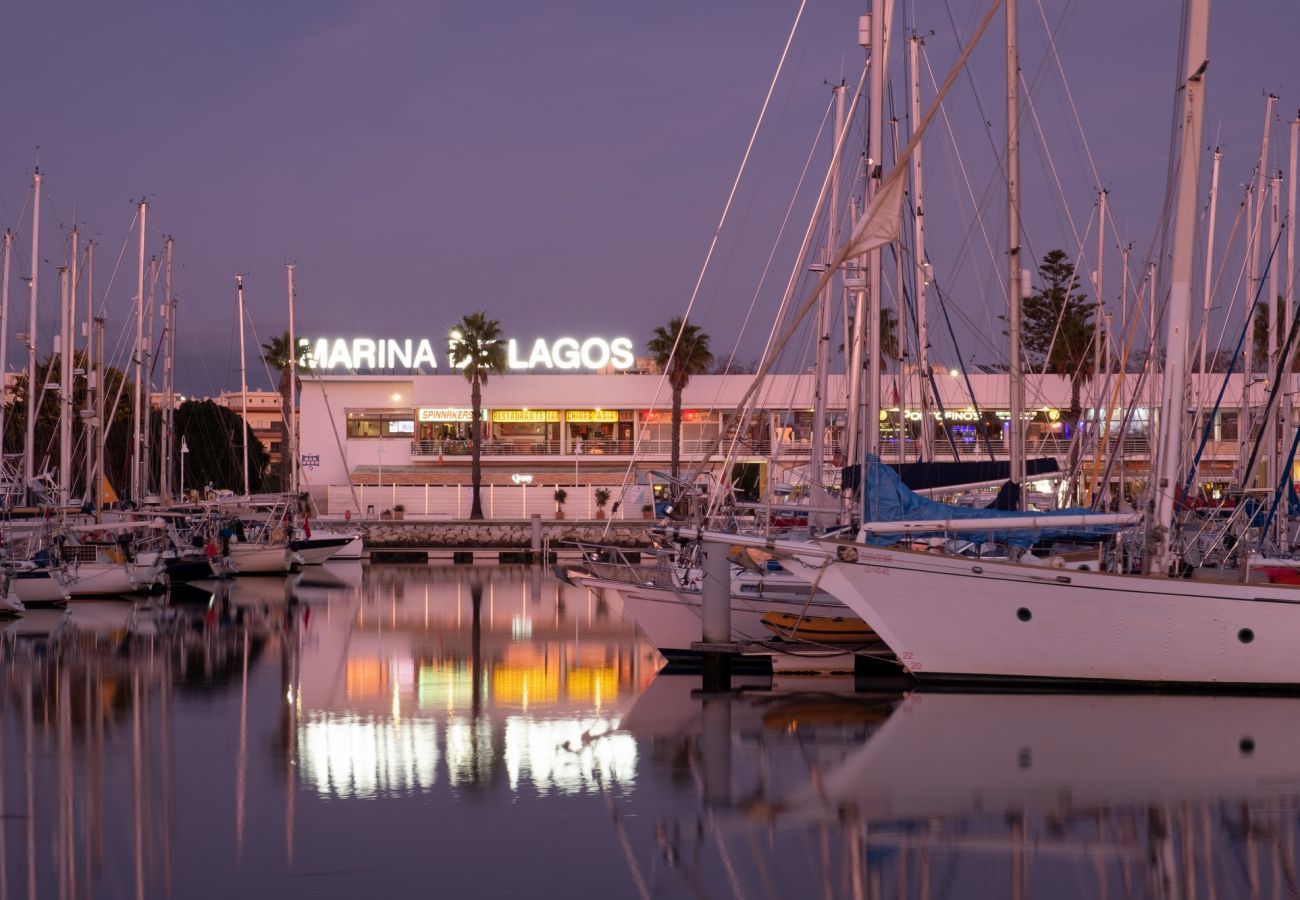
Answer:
327;339;352;370
388;339;412;369
528;338;553;369
413;339;438;370
507;339;528;370
552;338;580;370
309;338;329;370
580;337;610;370
352;338;376;370
609;337;634;370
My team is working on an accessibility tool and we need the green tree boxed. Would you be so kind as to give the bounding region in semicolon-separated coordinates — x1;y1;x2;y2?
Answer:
173;399;272;494
448;312;507;520
261;331;295;491
4;354;138;501
1022;249;1098;417
647;317;714;480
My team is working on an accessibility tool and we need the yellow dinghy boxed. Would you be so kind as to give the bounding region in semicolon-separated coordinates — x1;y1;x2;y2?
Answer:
760;612;880;644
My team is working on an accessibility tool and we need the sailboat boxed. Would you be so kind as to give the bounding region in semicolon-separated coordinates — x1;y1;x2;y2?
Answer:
689;0;1300;688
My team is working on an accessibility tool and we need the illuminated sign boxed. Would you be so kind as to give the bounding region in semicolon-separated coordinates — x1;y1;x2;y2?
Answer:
640;409;706;424
511;473;534;485
301;335;635;373
565;409;618;423
492;409;561;424
417;407;481;422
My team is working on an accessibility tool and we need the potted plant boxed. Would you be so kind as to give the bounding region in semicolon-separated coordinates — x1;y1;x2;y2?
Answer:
554;487;568;520
380;508;393;521
393;504;406;521
641;503;654;520
594;488;611;520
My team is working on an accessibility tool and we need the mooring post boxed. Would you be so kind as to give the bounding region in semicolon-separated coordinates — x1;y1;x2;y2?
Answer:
700;538;731;690
530;513;542;563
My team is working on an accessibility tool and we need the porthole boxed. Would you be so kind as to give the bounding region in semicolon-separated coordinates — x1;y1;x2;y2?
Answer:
1017;607;1032;622
1238;628;1255;644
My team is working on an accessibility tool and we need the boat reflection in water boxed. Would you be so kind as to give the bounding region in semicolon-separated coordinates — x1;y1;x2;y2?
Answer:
3;562;1300;897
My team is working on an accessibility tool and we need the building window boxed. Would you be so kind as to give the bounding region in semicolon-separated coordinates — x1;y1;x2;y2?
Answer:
346;409;413;439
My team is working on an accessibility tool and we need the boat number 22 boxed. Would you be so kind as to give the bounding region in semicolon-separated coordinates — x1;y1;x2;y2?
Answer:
901;651;922;671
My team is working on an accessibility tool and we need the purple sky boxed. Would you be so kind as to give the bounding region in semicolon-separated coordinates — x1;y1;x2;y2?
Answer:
1;1;1298;394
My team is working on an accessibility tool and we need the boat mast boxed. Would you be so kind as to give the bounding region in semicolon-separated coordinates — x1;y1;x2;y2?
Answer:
25;170;41;497
93;314;104;520
810;82;846;500
287;263;298;496
1268;170;1282;516
237;274;250;497
57;263;70;506
0;230;11;468
84;241;96;506
131;200;147;504
161;238;176;502
1198;149;1221;379
1006;0;1026;507
141;255;158;498
1241;96;1276;490
1150;0;1210;574
1092;190;1107;500
863;0;889;463
909;33;932;461
1284;115;1299;543
63;226;78;506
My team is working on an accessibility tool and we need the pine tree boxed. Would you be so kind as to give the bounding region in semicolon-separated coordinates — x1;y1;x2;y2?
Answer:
1022;249;1098;417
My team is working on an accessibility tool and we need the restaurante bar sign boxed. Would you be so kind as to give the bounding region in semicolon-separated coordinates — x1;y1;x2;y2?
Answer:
301;335;637;373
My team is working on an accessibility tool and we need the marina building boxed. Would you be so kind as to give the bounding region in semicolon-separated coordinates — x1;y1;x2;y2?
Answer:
298;362;1274;518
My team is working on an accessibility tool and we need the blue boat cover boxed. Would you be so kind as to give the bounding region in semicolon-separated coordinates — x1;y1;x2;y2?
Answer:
860;454;1130;547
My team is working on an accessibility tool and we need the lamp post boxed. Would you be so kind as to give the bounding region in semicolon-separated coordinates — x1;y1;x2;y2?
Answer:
180;436;189;498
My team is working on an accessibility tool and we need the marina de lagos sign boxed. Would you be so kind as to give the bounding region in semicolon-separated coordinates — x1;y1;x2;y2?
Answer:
301;334;636;373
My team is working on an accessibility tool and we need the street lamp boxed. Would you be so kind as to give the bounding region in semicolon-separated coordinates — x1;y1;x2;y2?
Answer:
180;436;190;498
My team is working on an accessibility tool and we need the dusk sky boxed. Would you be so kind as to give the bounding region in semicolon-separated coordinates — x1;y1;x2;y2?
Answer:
1;0;1298;394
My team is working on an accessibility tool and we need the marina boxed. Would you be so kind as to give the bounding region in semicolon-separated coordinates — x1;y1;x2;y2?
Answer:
4;0;1300;894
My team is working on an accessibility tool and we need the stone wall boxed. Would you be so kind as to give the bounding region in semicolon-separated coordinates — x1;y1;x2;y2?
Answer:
361;519;652;549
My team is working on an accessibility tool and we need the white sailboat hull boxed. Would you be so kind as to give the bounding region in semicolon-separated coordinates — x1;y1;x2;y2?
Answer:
66;560;164;597
746;536;1300;686
227;544;291;575
11;570;70;605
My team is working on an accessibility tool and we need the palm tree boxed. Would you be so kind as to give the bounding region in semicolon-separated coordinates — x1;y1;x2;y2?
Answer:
448;312;507;519
260;331;294;491
647;317;714;480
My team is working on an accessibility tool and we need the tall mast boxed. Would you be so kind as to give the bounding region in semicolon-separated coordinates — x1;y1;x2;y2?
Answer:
83;242;96;505
161;238;176;502
287;263;298;495
1006;0;1026;506
1150;0;1210;573
25;170;42;496
1284;115;1300;542
131;200;147;504
810;82;846;496
1198;149;1222;378
1268;172;1282;510
237;274;250;497
909;33;932;461
1092;190;1107;495
65;226;78;504
141;255;158;498
93;315;104;520
57;265;71;506
863;0;890;462
1242;95;1277;488
0;230;11;466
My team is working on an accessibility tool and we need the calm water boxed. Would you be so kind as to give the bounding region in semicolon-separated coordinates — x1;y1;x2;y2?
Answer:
2;563;1298;899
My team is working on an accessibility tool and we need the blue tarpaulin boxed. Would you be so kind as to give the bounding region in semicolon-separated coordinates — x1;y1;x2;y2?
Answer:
860;454;1130;547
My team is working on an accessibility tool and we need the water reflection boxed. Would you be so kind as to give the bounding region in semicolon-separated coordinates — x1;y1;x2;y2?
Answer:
4;564;1300;897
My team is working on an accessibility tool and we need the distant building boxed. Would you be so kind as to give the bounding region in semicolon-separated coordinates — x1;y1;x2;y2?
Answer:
213;390;288;468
